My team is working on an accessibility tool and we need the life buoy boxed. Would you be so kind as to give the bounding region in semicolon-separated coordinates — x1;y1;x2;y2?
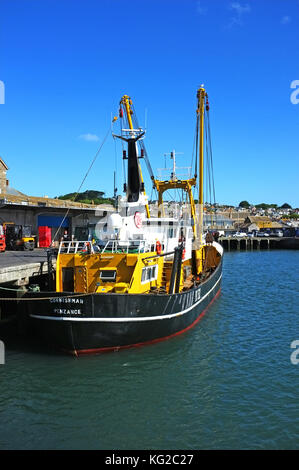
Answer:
83;242;91;253
182;248;186;260
134;211;142;229
156;240;162;255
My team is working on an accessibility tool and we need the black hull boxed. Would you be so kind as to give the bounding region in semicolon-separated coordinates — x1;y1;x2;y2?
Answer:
24;260;222;355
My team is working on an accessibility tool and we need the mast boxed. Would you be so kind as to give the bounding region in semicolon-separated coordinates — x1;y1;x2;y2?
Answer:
196;84;207;247
120;95;151;218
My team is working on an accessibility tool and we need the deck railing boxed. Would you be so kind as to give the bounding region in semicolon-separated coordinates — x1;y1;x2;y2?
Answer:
101;239;150;254
58;241;95;254
58;239;152;255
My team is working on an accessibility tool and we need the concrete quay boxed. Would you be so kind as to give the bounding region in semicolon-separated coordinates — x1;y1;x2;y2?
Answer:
0;249;56;285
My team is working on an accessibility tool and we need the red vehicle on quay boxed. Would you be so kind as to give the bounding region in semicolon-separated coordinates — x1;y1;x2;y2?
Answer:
0;224;5;252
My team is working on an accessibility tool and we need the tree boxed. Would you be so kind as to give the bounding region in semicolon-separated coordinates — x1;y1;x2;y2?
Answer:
239;200;250;209
255;203;269;210
57;190;107;203
280;203;292;209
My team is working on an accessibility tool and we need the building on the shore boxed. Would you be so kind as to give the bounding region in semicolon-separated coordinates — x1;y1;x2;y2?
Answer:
236;216;284;232
0;158;9;194
0;157;114;245
204;213;235;230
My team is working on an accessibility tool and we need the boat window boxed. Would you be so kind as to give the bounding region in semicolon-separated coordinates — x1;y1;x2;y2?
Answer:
100;270;117;282
141;265;158;284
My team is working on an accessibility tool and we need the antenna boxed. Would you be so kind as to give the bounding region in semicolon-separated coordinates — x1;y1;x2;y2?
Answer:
157;150;191;181
164;150;183;181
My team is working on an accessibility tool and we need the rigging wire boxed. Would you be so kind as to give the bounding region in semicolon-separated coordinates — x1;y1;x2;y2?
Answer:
206;108;216;205
192;93;217;232
190;116;198;179
118;105;127;188
204;104;217;228
195;114;199;179
131;102;157;188
205;109;212;208
113;135;118;207
51;124;113;244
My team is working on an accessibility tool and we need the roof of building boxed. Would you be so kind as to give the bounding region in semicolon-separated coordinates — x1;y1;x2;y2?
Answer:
0;189;114;211
0;158;8;170
5;186;27;197
245;216;272;223
238;219;284;230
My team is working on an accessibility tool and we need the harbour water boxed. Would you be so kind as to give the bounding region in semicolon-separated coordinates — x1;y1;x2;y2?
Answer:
0;250;298;450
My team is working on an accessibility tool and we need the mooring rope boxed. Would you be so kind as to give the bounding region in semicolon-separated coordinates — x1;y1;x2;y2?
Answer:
0;289;93;301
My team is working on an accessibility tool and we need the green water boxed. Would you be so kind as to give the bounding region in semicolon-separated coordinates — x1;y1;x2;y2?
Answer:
0;250;298;450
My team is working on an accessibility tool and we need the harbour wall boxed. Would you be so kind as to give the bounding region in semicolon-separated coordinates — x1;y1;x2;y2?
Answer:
218;236;299;251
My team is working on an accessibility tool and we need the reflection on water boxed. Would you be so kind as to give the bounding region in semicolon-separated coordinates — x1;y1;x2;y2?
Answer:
0;251;298;449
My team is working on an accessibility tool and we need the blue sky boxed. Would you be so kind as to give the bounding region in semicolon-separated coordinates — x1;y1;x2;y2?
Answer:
0;0;298;207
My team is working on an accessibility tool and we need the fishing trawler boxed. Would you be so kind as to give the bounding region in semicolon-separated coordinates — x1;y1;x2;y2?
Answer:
24;86;223;355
